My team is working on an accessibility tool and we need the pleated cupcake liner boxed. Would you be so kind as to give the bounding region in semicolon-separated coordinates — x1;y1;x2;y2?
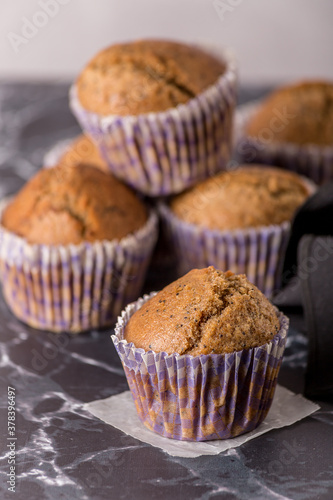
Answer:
234;101;333;185
159;203;292;299
111;292;289;441
0;199;158;333
69;46;237;196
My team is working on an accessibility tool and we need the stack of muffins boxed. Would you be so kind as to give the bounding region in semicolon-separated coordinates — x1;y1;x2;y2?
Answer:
0;39;237;333
0;37;325;441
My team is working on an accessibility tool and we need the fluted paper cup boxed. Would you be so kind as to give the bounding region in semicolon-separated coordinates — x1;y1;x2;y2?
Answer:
0;199;158;333
69;45;237;196
159;203;292;298
234;101;333;185
111;292;289;441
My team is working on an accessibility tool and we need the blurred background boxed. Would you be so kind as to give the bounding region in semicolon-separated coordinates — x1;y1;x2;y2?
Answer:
1;0;332;85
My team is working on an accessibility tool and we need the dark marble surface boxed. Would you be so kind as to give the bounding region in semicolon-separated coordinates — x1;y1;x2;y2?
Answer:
0;82;332;500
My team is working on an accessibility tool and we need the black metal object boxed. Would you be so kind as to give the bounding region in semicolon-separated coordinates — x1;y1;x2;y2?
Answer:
282;183;333;286
299;236;333;400
280;184;333;399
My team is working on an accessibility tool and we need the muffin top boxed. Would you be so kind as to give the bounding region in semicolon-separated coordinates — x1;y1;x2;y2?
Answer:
76;39;226;116
170;166;310;230
2;163;147;245
246;80;333;146
125;267;280;355
59;134;108;172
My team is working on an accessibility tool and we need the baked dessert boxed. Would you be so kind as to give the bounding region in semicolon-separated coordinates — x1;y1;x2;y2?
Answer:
2;163;147;245
235;80;333;184
112;266;289;441
246;81;333;147
76;39;226;116
70;38;237;195
160;166;314;297
0;163;158;332
170;166;310;230
125;267;279;355
58;134;108;172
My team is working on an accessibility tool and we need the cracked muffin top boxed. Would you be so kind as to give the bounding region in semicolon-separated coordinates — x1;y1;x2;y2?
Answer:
246;80;333;146
125;266;280;355
170;166;311;230
59;134;109;173
1;163;147;245
76;39;226;116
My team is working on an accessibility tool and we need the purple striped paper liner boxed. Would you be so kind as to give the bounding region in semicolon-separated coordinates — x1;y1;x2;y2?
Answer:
111;292;289;441
69;46;237;197
159;203;291;299
234;100;333;185
0;199;158;333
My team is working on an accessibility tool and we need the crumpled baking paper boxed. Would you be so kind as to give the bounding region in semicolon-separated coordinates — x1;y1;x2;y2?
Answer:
84;385;319;458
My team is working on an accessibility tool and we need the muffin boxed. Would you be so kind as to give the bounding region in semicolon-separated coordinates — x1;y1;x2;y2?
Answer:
112;266;289;441
0;163;158;332
235;80;333;184
76;40;226;116
160;166;314;297
70;39;237;195
246;81;333;146
59;134;108;172
44;134;108;172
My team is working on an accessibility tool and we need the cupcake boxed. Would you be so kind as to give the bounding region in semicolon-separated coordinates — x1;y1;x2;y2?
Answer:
44;134;109;172
234;80;333;184
112;266;289;441
0;163;157;332
70;39;237;196
160;166;314;297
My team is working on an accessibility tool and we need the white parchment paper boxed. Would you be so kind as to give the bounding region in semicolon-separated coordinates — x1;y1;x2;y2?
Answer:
84;385;320;458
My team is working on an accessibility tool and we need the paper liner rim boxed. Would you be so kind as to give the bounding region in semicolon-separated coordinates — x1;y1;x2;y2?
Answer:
158;202;291;239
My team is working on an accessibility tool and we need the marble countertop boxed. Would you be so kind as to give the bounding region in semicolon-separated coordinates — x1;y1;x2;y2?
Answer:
0;82;332;500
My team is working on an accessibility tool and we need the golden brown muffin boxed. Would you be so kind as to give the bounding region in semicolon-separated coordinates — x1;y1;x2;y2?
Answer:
76;39;226;116
125;266;280;355
2;163;147;245
170;166;310;230
246;81;333;147
59;134;108;172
